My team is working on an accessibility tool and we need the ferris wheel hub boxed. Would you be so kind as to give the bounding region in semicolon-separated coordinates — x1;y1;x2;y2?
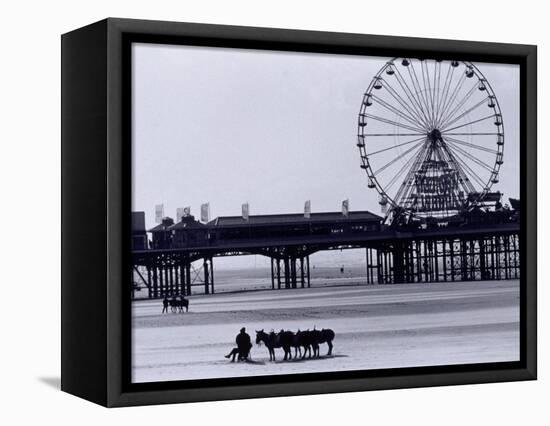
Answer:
428;128;443;144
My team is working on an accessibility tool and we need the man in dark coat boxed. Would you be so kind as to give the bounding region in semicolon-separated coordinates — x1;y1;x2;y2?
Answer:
162;296;169;314
225;327;252;362
236;327;252;360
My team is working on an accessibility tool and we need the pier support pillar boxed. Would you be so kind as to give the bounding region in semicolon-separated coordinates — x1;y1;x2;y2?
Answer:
203;258;210;295
365;249;371;284
442;240;448;282
179;263;187;296
164;266;169;295
392;243;405;284
479;238;487;280
146;266;153;298
152;266;159;298
306;256;311;288
169;264;174;295
300;257;305;288
159;266;165;297
285;257;290;288
186;263;192;295
270;258;275;290
210;257;215;294
290;257;297;288
415;241;422;283
461;240;469;281
450;241;456;281
277;259;281;289
433;241;439;282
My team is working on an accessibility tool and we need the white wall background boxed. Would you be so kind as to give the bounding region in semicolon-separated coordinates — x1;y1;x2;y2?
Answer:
0;0;545;423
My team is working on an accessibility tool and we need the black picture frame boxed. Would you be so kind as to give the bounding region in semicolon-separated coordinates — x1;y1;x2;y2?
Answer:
61;17;537;407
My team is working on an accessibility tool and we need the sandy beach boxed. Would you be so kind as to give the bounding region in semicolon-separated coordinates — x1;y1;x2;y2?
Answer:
131;279;519;383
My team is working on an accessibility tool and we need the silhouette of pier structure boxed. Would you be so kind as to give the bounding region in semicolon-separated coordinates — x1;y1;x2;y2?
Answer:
131;207;520;299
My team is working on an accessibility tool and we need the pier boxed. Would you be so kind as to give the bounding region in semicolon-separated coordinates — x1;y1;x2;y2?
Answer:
131;209;520;298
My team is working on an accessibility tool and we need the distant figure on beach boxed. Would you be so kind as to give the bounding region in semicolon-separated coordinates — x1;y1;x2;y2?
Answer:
225;327;253;362
169;295;189;313
160;295;189;313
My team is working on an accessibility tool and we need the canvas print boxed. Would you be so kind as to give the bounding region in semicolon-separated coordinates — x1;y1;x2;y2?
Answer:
130;43;520;383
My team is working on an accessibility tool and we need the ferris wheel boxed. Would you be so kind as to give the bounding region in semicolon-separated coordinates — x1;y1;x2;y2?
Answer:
357;58;504;220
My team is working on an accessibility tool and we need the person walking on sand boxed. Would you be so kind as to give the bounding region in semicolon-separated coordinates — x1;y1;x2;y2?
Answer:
225;327;253;362
162;296;169;314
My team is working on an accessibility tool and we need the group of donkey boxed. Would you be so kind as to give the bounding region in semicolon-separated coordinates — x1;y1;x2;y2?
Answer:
162;296;189;313
255;328;335;361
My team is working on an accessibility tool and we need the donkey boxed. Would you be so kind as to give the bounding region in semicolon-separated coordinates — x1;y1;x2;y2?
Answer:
295;329;314;359
255;329;294;361
169;297;189;313
255;330;277;361
310;327;335;357
277;330;294;361
291;330;303;358
296;330;318;359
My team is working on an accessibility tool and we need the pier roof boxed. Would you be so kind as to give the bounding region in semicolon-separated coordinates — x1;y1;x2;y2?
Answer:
207;211;382;227
169;219;207;230
148;217;174;232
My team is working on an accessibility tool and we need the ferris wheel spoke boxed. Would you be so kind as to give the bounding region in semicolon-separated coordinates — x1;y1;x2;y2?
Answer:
367;136;427;156
401;63;432;126
383;142;427;193
443;132;501;136
421;60;436;127
363;113;425;133
437;72;467;127
439;82;480;128
363;133;426;137
432;148;473;214
439;82;480;129
444;144;489;188
408;61;432;120
451;156;486;191
379;78;429;129
390;68;431;129
437;143;471;187
419;61;432;125
417;60;436;126
440;145;482;192
389;158;424;205
432;61;443;127
373;140;426;175
443;141;495;172
440;96;490;130
408;61;434;126
370;94;426;129
392;143;431;204
450;145;495;174
433;61;442;125
435;64;455;126
432;61;441;124
437;71;466;123
441;114;496;133
443;136;498;154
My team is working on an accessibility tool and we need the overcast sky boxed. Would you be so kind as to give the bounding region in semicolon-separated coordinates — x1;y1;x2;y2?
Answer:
132;43;520;230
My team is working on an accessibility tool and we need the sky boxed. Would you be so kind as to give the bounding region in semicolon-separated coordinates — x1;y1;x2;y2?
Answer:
132;42;520;231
